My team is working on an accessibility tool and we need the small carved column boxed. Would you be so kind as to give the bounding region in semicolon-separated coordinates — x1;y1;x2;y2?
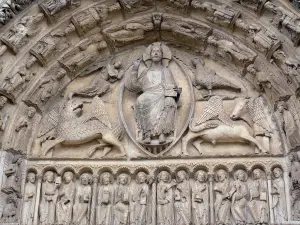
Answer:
283;169;292;221
266;171;274;223
90;174;98;225
33;174;42;225
208;172;214;224
0;151;7;190
152;180;157;225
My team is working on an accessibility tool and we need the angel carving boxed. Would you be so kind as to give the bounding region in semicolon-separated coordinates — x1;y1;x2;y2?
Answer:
36;96;126;157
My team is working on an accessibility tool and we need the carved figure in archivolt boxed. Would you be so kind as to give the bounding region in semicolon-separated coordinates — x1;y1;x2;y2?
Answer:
119;0;154;15
39;171;59;225
114;173;131;225
174;170;191;225
230;169;248;225
37;96;126;157
67;3;120;36
1;13;44;53
26;68;67;109
0;96;9;133
192;170;209;225
130;171;151;225
182;96;265;156
271;167;287;223
264;2;300;45
56;171;76;225
275;100;300;152
207;36;256;65
157;170;175;225
103;14;161;49
22;172;37;225
125;42;179;145
1;194;17;222
10;106;36;153
231;97;272;154
69;60;124;99
73;173;92;225
214;169;231;225
1;155;22;195
1;68;36;101
191;1;241;28
191;58;241;95
96;172;114;225
248;169;269;225
39;0;80;21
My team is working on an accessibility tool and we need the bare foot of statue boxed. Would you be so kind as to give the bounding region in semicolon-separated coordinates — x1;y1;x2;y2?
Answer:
159;133;166;143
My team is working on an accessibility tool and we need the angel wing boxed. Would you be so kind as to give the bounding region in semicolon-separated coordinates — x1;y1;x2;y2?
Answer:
248;98;271;132
196;96;233;127
85;96;112;129
196;96;223;125
37;100;65;137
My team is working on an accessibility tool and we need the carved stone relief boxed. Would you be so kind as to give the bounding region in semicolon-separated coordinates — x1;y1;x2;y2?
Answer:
0;0;300;224
1;13;44;54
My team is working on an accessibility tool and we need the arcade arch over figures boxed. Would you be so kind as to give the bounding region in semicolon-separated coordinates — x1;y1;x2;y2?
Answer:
1;0;300;224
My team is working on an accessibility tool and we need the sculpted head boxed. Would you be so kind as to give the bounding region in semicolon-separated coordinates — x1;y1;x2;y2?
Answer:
100;172;113;185
113;61;122;69
215;169;228;182
63;171;74;184
80;173;92;185
136;171;147;184
27;107;36;118
56;68;66;80
44;171;54;183
275;100;287;113
176;170;188;182
0;96;7;109
158;170;171;183
273;167;283;178
27;172;36;183
252;168;263;180
234;169;247;181
150;43;163;62
118;173;130;185
195;170;207;183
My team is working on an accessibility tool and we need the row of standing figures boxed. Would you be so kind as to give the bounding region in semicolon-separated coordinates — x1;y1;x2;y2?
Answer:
21;167;287;225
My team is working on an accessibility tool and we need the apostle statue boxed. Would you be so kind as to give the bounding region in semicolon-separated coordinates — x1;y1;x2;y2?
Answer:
130;171;151;225
96;172;114;225
22;172;37;225
56;171;76;225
